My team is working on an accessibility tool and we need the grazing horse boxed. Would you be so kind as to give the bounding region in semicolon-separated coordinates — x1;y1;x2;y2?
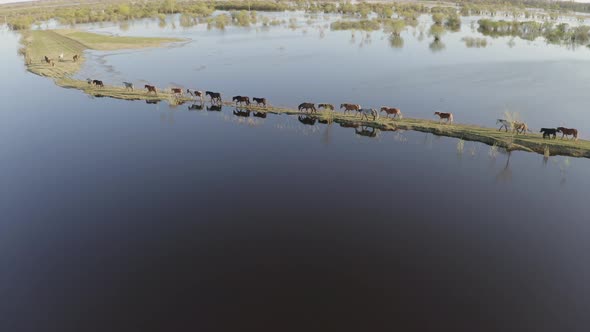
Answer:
187;89;204;103
232;96;250;106
298;103;316;113
298;115;317;126
318;103;335;111
206;91;222;104
434;112;453;124
540;128;558;139
557;127;578;140
340;103;361;114
380;106;402;119
513;121;530;134
233;109;250;117
73;54;79;62
358;108;378;121
253;97;267;107
92;80;104;88
253;112;267;118
123;82;134;91
496;119;513;132
145;85;157;95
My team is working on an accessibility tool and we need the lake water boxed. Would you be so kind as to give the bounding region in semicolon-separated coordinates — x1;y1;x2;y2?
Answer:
1;12;590;332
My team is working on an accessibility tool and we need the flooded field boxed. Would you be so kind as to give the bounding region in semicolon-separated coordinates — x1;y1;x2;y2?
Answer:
1;10;590;332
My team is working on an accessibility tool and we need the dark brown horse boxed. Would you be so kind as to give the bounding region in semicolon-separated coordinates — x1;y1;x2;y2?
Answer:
298;102;316;113
145;85;157;95
557;127;578;140
206;91;222;104
434;112;453;124
380;106;402;119
540;128;558;139
253;97;267;107
232;96;250;106
73;54;79;62
44;56;55;67
92;80;104;88
340;103;361;114
318;103;334;110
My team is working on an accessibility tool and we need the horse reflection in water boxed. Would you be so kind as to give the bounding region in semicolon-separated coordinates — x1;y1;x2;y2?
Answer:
253;112;267;119
207;105;222;112
339;122;360;129
146;100;159;104
233;109;250;117
188;103;204;111
298;115;317;126
355;126;380;138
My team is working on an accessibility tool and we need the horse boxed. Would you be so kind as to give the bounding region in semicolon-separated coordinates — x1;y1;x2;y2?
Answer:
380;107;402;119
434;112;453;124
232;96;250;106
298;115;317;126
253;112;267;118
145;85;157;95
253;97;267;107
233;109;250;117
318;103;335;111
340;103;361;114
44;56;51;64
298;103;316;113
540;128;558;139
358;108;378;121
58;53;64;62
557;127;578;140
73;54;79;62
92;80;104;88
496;119;513;132
206;91;222;104
171;88;183;96
513;121;530;135
123;82;134;91
187;89;204;103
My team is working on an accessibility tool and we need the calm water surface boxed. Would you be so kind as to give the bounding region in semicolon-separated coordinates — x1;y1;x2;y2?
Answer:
1;13;590;331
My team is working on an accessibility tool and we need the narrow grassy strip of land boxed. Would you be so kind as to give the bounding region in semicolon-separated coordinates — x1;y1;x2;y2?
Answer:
21;29;590;159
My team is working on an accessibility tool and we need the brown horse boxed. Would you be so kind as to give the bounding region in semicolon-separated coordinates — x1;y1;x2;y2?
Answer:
557;127;578;140
340;103;361;114
92;80;104;88
513;121;530;135
171;88;182;95
187;89;204;103
44;56;55;67
434;112;453;124
73;54;79;62
253;97;267;107
380;106;402;119
318;103;335;110
298;102;316;113
232;96;250;106
145;85;157;95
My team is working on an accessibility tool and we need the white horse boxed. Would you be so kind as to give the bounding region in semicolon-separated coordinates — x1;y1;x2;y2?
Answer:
358;108;379;121
58;53;64;62
496;119;514;132
187;89;204;103
123;82;134;91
